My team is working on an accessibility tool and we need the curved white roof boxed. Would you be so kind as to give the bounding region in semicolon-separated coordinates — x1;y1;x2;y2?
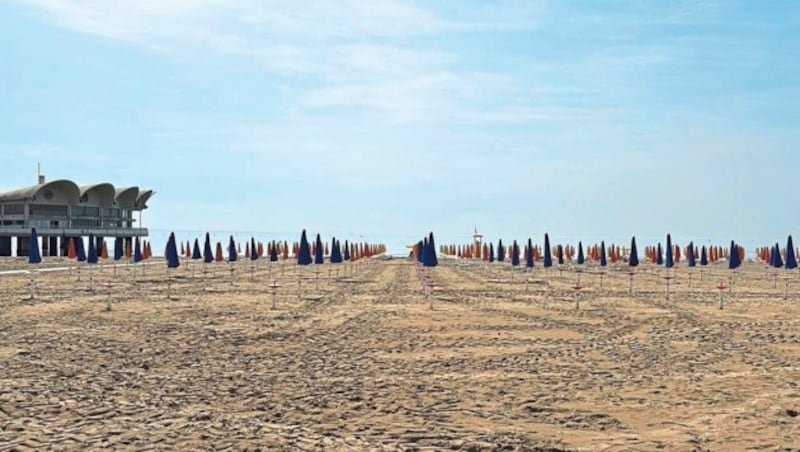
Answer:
135;189;155;210
0;179;80;204
114;186;140;209
79;183;116;207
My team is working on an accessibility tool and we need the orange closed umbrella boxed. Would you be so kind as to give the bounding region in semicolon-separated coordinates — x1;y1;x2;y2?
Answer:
215;242;224;262
67;237;77;259
100;240;109;259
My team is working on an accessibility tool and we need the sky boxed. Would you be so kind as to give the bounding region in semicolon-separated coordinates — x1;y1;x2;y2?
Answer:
1;0;799;254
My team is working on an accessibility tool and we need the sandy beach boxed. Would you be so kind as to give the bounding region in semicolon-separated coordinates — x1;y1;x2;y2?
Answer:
1;257;799;450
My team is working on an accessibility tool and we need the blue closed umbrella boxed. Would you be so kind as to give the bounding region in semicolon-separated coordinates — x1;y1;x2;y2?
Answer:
600;241;607;267
133;237;143;263
656;243;663;265
203;233;214;263
297;230;312;265
192;239;202;260
557;245;564;265
700;246;708;266
785;236;797;270
497;239;505;262
543;233;552;268
28;228;42;264
250;238;258;261
343;240;350;261
728;240;741;270
629;236;639;267
526;238;534;268
270;241;279;262
87;233;98;264
665;234;674;268
269;240;278;262
166;232;180;269
511;240;520;266
330;238;342;263
488;242;495;263
314;234;324;264
76;237;87;262
114;237;123;261
423;232;438;267
686;241;696;267
577;242;585;265
228;236;238;262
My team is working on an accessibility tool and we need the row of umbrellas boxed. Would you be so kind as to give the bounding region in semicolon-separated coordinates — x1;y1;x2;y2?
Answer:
440;234;755;271
25;228;385;269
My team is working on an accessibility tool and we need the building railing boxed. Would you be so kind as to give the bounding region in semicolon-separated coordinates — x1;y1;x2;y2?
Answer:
0;226;149;237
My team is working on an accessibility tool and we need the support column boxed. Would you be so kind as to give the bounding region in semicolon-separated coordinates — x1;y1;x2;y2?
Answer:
49;236;58;257
11;236;17;257
17;236;30;257
42;235;49;257
0;236;11;256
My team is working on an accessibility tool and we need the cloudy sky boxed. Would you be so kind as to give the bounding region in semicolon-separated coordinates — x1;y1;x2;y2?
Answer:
1;1;798;253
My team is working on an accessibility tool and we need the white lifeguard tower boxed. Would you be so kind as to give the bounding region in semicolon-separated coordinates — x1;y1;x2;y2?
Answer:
473;227;483;259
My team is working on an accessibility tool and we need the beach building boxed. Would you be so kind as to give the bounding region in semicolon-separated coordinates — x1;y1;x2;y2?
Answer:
0;175;153;257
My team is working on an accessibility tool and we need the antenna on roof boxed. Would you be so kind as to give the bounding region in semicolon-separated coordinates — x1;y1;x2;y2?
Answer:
37;162;45;184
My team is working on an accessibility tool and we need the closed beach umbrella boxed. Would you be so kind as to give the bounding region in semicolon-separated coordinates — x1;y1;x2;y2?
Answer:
728;240;741;270
215;242;224;262
250;238;258;261
629;237;639;267
166;232;180;269
343;240;350;261
228;236;238;262
28;228;42;264
133;237;143;263
314;234;324;264
577;242;585;265
203;233;214;263
488;242;495;263
87;233;98;265
543;233;552;268
297;230;312;265
665;234;674;268
423;232;438;267
76;237;87;262
114;237;123;261
600;241;607;267
526;238;534;268
785;236;797;270
700;246;708;266
192;239;202;260
511;240;520;266
497;239;505;262
557;245;564;265
687;241;696;267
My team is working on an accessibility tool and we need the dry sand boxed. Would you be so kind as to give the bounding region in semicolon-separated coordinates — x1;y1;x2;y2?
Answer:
1;257;799;450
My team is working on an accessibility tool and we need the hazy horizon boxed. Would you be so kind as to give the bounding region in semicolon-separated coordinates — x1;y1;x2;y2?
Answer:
2;1;798;254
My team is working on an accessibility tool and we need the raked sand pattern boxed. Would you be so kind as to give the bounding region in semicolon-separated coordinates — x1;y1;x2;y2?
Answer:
1;257;799;450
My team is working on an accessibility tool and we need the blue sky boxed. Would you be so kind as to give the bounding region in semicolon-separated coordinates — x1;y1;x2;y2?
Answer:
1;0;798;253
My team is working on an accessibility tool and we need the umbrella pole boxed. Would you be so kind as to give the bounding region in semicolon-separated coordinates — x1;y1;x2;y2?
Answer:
106;279;113;311
29;271;35;300
629;273;634;295
89;265;95;291
297;276;302;301
784;280;789;300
